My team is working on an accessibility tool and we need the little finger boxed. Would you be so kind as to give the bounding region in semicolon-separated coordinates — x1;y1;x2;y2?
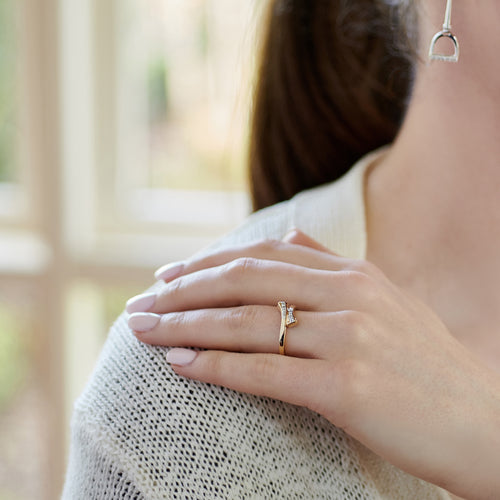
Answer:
166;349;338;417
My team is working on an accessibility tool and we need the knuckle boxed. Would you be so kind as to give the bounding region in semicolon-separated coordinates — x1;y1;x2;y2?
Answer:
169;310;189;329
340;311;372;348
224;256;259;282
204;352;226;379
340;309;364;329
225;306;258;334
253;238;284;255
348;259;385;280
344;270;380;302
348;259;374;274
253;355;279;385
165;274;185;299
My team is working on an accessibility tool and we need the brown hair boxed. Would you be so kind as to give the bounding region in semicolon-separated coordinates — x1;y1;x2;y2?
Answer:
248;0;418;211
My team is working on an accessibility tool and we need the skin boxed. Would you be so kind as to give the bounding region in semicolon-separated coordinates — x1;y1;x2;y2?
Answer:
125;2;500;499
366;0;500;375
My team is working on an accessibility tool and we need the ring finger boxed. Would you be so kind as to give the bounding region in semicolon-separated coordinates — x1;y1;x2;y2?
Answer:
129;305;355;360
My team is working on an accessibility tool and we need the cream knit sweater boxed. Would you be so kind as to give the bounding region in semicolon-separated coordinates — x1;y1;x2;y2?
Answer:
63;151;452;499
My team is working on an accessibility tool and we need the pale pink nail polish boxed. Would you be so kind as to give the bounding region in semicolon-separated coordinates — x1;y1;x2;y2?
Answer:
126;292;156;313
154;262;184;282
166;348;198;366
128;312;161;332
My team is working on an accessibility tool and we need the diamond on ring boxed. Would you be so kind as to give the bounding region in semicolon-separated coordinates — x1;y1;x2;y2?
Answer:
278;301;298;356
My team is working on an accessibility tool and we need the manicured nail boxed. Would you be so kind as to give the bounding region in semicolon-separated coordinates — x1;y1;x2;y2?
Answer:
126;292;156;314
166;348;198;366
128;312;161;332
154;262;184;282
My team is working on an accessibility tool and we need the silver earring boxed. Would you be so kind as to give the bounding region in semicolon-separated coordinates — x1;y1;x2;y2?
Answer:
428;0;460;62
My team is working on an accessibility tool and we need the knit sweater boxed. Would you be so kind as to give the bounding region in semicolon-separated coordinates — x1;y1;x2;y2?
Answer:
62;150;452;499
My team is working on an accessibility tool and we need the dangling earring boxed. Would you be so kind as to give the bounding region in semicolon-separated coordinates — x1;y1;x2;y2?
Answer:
428;0;460;62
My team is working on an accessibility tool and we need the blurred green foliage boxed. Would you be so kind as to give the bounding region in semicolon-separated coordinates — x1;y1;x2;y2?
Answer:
148;57;169;124
0;488;18;500
0;305;27;410
0;0;17;183
102;286;137;334
197;4;209;59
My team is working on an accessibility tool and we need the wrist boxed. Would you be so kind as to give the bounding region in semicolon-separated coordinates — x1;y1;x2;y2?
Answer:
443;372;500;499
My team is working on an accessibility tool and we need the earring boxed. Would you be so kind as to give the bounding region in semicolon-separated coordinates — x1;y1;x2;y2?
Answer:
428;0;460;62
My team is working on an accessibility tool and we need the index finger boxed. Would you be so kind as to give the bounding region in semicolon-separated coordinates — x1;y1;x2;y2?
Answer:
154;238;351;283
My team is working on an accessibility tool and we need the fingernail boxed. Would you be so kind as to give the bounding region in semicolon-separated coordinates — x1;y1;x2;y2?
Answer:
128;312;161;332
155;262;184;282
166;348;198;366
126;292;157;314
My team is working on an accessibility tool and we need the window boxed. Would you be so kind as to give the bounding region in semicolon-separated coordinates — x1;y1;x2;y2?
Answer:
0;2;47;497
0;1;261;498
0;0;26;221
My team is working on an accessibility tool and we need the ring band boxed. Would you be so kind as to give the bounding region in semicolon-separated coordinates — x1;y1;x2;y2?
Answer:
277;301;298;356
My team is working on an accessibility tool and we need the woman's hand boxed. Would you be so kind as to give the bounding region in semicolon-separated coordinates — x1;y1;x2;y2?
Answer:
125;230;500;499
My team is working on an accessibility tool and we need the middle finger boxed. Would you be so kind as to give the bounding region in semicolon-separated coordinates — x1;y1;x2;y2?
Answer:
147;258;372;314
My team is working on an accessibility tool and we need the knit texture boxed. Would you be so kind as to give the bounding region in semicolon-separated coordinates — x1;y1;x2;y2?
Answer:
63;151;451;499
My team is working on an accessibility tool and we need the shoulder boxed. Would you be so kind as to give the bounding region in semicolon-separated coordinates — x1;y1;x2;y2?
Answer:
65;313;377;498
200;149;372;260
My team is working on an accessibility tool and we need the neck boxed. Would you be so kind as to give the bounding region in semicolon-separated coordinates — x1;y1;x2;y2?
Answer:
364;1;500;347
392;0;500;196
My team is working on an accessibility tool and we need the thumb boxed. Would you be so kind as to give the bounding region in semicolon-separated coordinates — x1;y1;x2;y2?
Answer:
282;228;340;256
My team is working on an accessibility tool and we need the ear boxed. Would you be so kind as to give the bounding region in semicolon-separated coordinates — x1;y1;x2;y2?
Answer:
282;228;340;256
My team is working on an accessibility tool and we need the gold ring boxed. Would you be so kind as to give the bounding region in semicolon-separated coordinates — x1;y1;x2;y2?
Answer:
277;301;298;356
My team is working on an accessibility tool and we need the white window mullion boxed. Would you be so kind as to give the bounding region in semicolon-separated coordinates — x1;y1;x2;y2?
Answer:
59;0;97;258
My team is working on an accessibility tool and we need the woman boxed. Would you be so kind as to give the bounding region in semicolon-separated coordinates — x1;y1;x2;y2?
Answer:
63;1;500;499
